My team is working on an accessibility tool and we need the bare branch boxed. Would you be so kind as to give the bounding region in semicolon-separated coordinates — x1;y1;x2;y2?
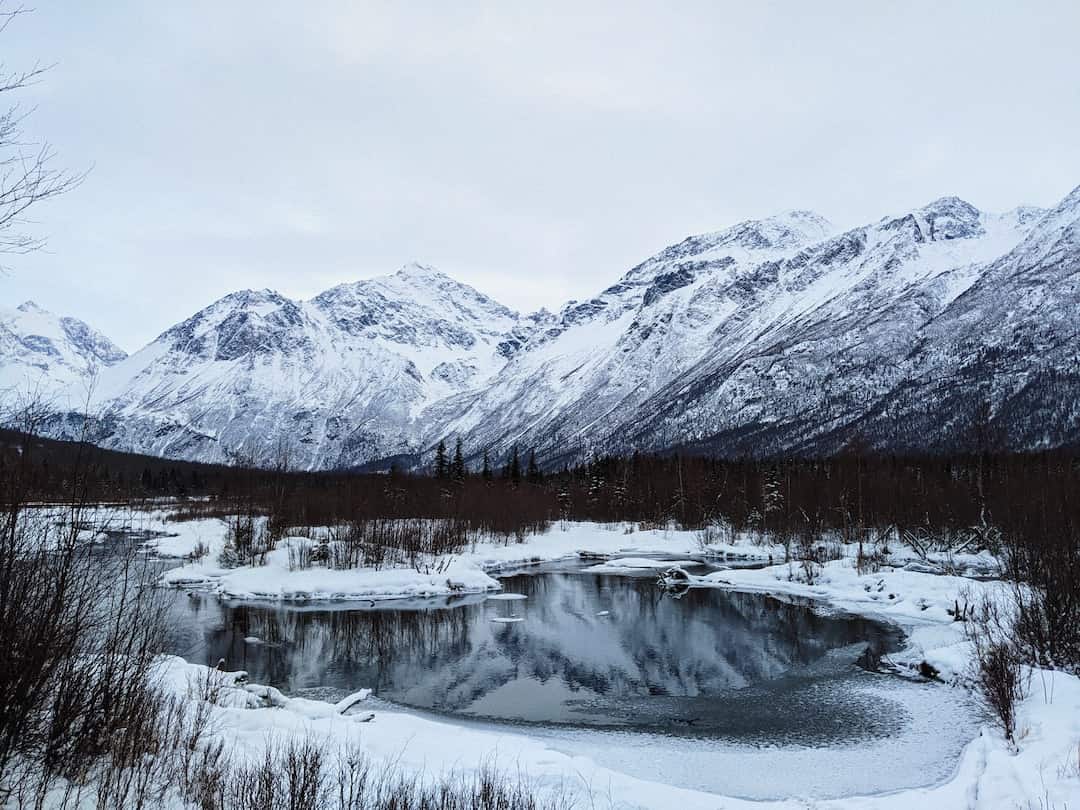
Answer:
0;4;80;267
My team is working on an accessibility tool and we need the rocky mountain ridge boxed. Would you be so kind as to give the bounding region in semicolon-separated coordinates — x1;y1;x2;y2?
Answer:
8;185;1080;469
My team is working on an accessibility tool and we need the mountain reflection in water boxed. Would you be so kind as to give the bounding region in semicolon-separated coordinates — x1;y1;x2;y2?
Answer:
169;570;906;743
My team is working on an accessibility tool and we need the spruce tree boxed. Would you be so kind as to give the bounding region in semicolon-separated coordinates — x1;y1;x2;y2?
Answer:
452;438;466;481
526;449;541;484
509;445;522;485
434;439;448;479
481;449;493;481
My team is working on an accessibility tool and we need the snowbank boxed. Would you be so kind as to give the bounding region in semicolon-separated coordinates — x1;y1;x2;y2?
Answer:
165;542;500;601
161;522;729;602
151;653;1080;810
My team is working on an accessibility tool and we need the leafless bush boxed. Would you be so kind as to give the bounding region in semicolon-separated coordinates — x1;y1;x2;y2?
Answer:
964;589;1025;741
192;739;574;810
221;739;328;810
0;408;183;807
219;511;277;568
855;544;889;575
1003;524;1080;675
976;642;1023;742
0;509;172;784
787;511;838;584
326;518;473;571
695;520;734;550
287;538;313;571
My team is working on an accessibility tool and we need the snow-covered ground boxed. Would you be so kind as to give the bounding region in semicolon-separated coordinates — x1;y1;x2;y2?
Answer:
20;505;1071;807
157;521;775;601
137;517;1080;808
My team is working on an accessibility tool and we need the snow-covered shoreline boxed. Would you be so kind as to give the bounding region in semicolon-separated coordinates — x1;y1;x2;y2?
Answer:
156;521;779;602
143;516;1080;808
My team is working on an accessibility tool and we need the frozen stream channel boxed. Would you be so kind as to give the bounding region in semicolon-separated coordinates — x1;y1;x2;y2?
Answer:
166;563;983;800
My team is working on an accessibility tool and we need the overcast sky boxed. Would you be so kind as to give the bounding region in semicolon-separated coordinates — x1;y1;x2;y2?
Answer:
3;1;1079;351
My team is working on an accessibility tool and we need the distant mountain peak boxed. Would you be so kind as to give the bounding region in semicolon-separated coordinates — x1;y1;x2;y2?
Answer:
765;208;835;236
224;288;288;306
707;208;835;252
919;195;980;215
394;261;446;282
630;209;829;282
878;196;986;243
0;302;126;400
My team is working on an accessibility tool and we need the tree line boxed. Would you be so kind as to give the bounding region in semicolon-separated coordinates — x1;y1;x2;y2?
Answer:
4;426;1080;544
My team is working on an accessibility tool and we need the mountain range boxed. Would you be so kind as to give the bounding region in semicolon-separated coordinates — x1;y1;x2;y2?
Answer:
4;183;1079;470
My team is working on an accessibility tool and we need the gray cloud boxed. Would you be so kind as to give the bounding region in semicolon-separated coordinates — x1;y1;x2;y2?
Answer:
4;0;1079;350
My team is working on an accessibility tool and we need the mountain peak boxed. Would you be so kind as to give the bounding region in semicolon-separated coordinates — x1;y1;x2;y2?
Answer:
716;209;834;253
374;264;518;321
879;196;984;242
394;262;449;283
0;301;126;399
918;196;981;218
766;209;834;238
218;288;291;311
632;209;833;278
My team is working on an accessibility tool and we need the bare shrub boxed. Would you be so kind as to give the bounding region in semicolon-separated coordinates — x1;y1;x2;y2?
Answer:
287;538;314;571
789;510;835;585
203;739;573;810
0;509;172;784
1003;524;1080;675
0;409;183;808
976;642;1023;742
325;518;473;572
965;590;1025;741
695;520;734;551
855;544;889;575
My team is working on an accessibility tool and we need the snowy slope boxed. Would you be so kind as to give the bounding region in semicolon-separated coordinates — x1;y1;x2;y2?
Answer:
425;212;836;452
616;198;1054;458
432;196;1050;463
0;301;126;406
840;186;1080;451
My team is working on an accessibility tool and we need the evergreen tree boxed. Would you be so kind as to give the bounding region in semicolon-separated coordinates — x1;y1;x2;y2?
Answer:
452;438;466;481
509;445;522;485
557;484;573;520
481;449;493;481
526;449;541;484
434;440;448;479
587;462;604;514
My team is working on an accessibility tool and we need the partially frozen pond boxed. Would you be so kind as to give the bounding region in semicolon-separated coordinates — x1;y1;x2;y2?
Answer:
167;564;982;799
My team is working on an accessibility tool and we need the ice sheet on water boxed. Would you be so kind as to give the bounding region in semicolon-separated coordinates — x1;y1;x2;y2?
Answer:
528;674;982;800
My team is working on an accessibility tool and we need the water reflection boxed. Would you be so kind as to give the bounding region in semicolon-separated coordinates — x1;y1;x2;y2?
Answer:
169;571;904;742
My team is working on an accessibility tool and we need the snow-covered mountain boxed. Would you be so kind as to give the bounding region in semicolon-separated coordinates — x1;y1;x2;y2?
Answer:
430;195;1060;463
62;263;532;468
14;184;1080;468
0;301;126;407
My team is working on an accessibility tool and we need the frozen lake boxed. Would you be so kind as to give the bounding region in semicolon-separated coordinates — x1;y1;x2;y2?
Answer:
167;564;983;799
